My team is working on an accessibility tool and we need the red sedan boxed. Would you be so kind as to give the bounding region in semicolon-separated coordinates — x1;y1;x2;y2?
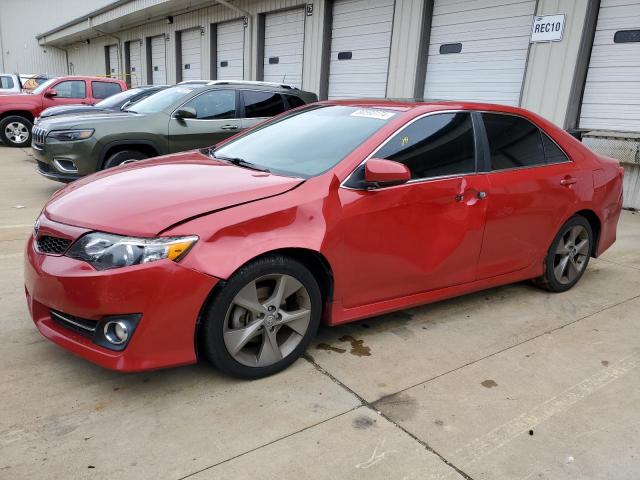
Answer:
24;100;624;378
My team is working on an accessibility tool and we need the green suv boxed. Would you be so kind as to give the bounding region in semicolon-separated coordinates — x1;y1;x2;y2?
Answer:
31;81;317;182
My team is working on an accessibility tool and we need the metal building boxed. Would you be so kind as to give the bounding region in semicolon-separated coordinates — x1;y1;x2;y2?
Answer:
1;0;639;207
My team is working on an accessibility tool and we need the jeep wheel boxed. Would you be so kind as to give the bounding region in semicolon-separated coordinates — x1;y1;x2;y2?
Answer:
103;150;149;170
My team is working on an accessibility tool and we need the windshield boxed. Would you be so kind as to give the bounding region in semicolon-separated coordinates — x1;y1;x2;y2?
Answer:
213;105;396;178
96;88;145;108
32;78;57;94
127;86;194;113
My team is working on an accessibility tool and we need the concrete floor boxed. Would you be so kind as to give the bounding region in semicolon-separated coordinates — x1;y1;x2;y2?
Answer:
1;145;639;479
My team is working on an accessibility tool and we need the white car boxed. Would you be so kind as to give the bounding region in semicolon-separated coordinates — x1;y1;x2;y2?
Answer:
0;73;21;93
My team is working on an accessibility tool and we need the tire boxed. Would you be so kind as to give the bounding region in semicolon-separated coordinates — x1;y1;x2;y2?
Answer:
535;215;593;293
102;150;148;170
0;116;33;147
201;254;322;379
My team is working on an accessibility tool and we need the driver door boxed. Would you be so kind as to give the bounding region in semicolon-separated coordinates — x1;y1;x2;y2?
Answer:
168;89;241;153
42;79;90;109
338;112;490;308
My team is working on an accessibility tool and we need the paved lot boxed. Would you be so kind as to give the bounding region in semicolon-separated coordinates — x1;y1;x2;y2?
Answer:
1;145;639;479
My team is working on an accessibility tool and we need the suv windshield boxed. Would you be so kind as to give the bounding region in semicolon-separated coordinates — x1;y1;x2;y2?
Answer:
32;78;57;94
213;105;396;178
127;86;194;113
96;88;145;108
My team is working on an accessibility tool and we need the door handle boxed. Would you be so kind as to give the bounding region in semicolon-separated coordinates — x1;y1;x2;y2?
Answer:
560;176;577;186
221;125;239;131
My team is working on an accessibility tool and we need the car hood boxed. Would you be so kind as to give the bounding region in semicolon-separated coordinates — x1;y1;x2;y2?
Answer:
40;105;109;118
37;111;142;129
44;150;304;237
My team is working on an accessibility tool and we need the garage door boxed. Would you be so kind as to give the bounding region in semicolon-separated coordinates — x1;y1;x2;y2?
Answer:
328;0;394;99
180;28;202;82
424;0;536;106
217;19;245;80
128;41;142;87
107;45;119;78
150;35;167;85
263;9;305;88
579;0;640;132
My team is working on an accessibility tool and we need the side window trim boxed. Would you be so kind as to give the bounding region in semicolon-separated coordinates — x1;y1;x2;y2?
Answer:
342;110;479;190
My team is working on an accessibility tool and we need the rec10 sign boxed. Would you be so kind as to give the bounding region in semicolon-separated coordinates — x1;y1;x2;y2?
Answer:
531;14;566;43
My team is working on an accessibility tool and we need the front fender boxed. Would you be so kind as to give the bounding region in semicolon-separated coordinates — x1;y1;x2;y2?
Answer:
164;175;341;281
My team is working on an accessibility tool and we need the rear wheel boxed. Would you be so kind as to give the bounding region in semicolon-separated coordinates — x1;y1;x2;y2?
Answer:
201;255;322;379
536;216;593;292
0;116;32;147
102;150;148;170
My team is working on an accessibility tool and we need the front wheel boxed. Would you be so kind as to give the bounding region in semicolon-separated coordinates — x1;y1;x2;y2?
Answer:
0;116;33;147
102;150;148;170
535;216;593;292
201;255;322;379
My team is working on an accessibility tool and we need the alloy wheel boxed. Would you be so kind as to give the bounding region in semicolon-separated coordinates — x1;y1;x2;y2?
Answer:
4;122;29;144
223;274;312;367
553;225;590;285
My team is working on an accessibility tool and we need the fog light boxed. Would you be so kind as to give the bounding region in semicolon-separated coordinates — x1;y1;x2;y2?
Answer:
103;320;129;345
53;158;79;173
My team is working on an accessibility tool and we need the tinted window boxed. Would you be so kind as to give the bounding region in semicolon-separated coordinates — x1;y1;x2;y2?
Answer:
183;90;236;119
285;94;306;109
54;80;86;99
214;105;393;178
482;113;545;170
376;113;476;180
242;91;286;118
92;81;122;99
1;76;14;89
541;132;569;164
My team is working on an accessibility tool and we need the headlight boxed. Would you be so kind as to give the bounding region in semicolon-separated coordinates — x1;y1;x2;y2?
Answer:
47;129;94;142
66;232;198;270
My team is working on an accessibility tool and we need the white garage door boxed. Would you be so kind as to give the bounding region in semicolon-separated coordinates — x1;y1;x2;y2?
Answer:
328;0;394;99
181;28;202;82
128;41;142;87
579;0;640;132
107;45;119;78
150;35;167;85
217;19;245;81
424;0;536;106
263;9;305;88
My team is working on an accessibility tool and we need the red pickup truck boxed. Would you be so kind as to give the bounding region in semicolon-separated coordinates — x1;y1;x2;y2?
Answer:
0;76;127;147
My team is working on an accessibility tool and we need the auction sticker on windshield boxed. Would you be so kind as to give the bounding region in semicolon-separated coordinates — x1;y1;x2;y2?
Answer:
350;109;396;120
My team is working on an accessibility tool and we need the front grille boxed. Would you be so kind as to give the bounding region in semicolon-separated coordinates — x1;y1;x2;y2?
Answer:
50;310;97;338
36;235;71;255
32;126;47;145
37;160;51;173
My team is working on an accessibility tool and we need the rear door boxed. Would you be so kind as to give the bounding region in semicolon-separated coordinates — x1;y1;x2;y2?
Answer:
168;88;239;153
338;112;490;308
475;113;579;278
239;90;287;129
90;80;123;104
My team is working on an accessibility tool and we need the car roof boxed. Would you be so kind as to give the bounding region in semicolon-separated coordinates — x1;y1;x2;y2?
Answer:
53;75;124;82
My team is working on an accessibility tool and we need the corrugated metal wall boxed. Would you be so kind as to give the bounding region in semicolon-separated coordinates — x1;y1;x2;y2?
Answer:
0;0;112;75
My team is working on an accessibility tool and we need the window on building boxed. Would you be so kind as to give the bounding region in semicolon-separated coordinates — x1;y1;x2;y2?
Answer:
375;112;476;180
242;91;286;118
92;81;123;99
482;113;546;170
54;80;86;99
439;43;462;54
182;89;236;119
614;30;640;43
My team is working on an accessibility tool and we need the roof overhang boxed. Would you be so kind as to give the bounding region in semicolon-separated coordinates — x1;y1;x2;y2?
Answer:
37;0;224;47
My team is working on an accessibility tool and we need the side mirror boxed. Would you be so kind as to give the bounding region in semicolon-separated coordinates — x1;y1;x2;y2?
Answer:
364;158;411;187
174;107;197;119
44;89;58;98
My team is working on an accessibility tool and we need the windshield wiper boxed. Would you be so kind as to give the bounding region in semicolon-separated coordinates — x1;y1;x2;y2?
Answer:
206;148;270;173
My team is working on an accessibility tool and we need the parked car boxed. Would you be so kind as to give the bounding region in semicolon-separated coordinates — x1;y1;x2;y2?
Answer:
24;100;623;378
31;81;317;182
0;76;127;147
0;73;22;93
36;85;169;122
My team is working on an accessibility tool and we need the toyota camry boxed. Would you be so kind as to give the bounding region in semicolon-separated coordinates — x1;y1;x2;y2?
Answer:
24;100;624;378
